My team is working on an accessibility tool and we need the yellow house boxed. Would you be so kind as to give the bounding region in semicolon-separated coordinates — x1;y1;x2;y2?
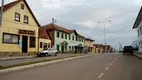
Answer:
93;44;104;53
39;27;51;51
84;38;94;53
0;0;40;55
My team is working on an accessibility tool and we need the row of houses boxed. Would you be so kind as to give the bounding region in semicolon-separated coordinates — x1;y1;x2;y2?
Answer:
0;0;113;57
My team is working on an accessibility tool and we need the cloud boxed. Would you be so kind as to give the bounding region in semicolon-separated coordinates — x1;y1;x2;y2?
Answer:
4;0;142;49
73;20;95;28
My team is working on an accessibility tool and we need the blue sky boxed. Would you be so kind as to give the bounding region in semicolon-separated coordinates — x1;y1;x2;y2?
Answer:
2;0;142;50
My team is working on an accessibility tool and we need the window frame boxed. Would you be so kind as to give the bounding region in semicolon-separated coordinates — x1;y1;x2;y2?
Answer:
57;45;60;51
69;34;71;40
2;33;19;44
72;36;74;40
65;34;67;39
61;33;64;38
48;43;50;48
21;4;24;10
57;31;60;38
40;42;43;48
24;15;29;24
29;36;36;48
15;13;20;22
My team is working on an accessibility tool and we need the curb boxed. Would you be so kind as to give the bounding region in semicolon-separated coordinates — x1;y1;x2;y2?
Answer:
0;56;37;61
0;54;93;74
133;54;142;59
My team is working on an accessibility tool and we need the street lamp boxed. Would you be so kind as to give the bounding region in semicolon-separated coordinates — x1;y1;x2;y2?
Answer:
98;20;111;53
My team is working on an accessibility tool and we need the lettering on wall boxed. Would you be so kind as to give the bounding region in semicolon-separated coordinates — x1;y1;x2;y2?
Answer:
19;30;35;35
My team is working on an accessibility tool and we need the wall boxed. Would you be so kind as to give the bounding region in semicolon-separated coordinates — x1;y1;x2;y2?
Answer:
0;1;39;53
137;20;142;53
39;38;51;51
84;40;93;47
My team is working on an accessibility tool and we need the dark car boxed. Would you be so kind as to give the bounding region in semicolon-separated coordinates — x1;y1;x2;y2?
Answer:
123;46;133;55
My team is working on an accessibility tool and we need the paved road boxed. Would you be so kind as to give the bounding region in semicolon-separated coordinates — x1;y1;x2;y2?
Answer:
0;53;142;80
0;54;84;66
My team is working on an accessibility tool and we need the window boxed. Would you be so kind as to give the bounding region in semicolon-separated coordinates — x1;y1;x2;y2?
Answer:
30;36;36;48
69;46;71;51
40;42;42;48
76;36;77;41
24;15;29;24
57;45;60;51
57;31;60;37
3;33;19;44
138;30;140;36
72;46;74;51
44;43;47;49
15;13;20;22
79;37;81;41
69;34;71;40
82;38;84;42
72;36;74;40
48;43;50;48
65;34;67;39
61;33;64;38
21;4;24;10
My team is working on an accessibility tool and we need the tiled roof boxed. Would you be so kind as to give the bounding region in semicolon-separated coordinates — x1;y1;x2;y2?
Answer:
39;27;51;40
85;38;94;41
42;23;85;38
42;23;74;33
0;0;40;27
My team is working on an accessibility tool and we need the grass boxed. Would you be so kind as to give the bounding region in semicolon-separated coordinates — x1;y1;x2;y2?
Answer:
0;55;79;70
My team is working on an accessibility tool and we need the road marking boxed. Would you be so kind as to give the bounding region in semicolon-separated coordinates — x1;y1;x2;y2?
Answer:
112;61;115;63
97;73;104;79
109;63;113;66
105;67;110;71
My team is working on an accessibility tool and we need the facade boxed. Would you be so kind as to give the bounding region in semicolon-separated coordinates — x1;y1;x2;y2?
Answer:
41;23;85;53
133;6;142;53
38;28;51;51
93;44;104;53
84;38;94;53
0;0;40;54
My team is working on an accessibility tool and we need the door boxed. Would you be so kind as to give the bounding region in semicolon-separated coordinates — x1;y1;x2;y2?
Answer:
22;36;28;53
62;46;64;53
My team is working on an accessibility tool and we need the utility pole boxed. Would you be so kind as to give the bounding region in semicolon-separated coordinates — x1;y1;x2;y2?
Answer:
0;0;4;43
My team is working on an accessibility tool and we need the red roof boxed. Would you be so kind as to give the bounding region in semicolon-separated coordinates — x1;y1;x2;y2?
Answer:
39;28;51;40
0;0;40;27
42;23;74;33
42;23;85;38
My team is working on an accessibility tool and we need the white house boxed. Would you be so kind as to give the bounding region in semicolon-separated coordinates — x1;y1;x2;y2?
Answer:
133;6;142;53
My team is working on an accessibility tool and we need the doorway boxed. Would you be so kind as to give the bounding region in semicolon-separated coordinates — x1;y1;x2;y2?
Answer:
61;46;64;53
22;36;28;53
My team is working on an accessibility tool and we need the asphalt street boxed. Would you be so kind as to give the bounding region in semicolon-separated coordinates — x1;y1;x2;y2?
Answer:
0;53;142;80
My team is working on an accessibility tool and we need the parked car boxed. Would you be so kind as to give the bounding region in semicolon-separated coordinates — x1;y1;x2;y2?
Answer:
37;48;58;57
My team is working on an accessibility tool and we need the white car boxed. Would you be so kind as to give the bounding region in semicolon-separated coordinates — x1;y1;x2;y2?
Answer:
37;48;58;57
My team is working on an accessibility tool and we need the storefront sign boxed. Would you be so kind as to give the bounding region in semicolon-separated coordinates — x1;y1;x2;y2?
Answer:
19;30;35;35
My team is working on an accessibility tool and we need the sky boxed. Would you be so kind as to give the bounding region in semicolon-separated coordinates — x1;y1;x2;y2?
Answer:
3;0;142;50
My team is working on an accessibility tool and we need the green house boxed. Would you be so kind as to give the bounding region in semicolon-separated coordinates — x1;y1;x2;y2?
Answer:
41;23;85;53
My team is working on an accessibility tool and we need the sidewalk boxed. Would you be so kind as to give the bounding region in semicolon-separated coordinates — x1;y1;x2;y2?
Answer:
0;56;36;61
134;53;142;59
